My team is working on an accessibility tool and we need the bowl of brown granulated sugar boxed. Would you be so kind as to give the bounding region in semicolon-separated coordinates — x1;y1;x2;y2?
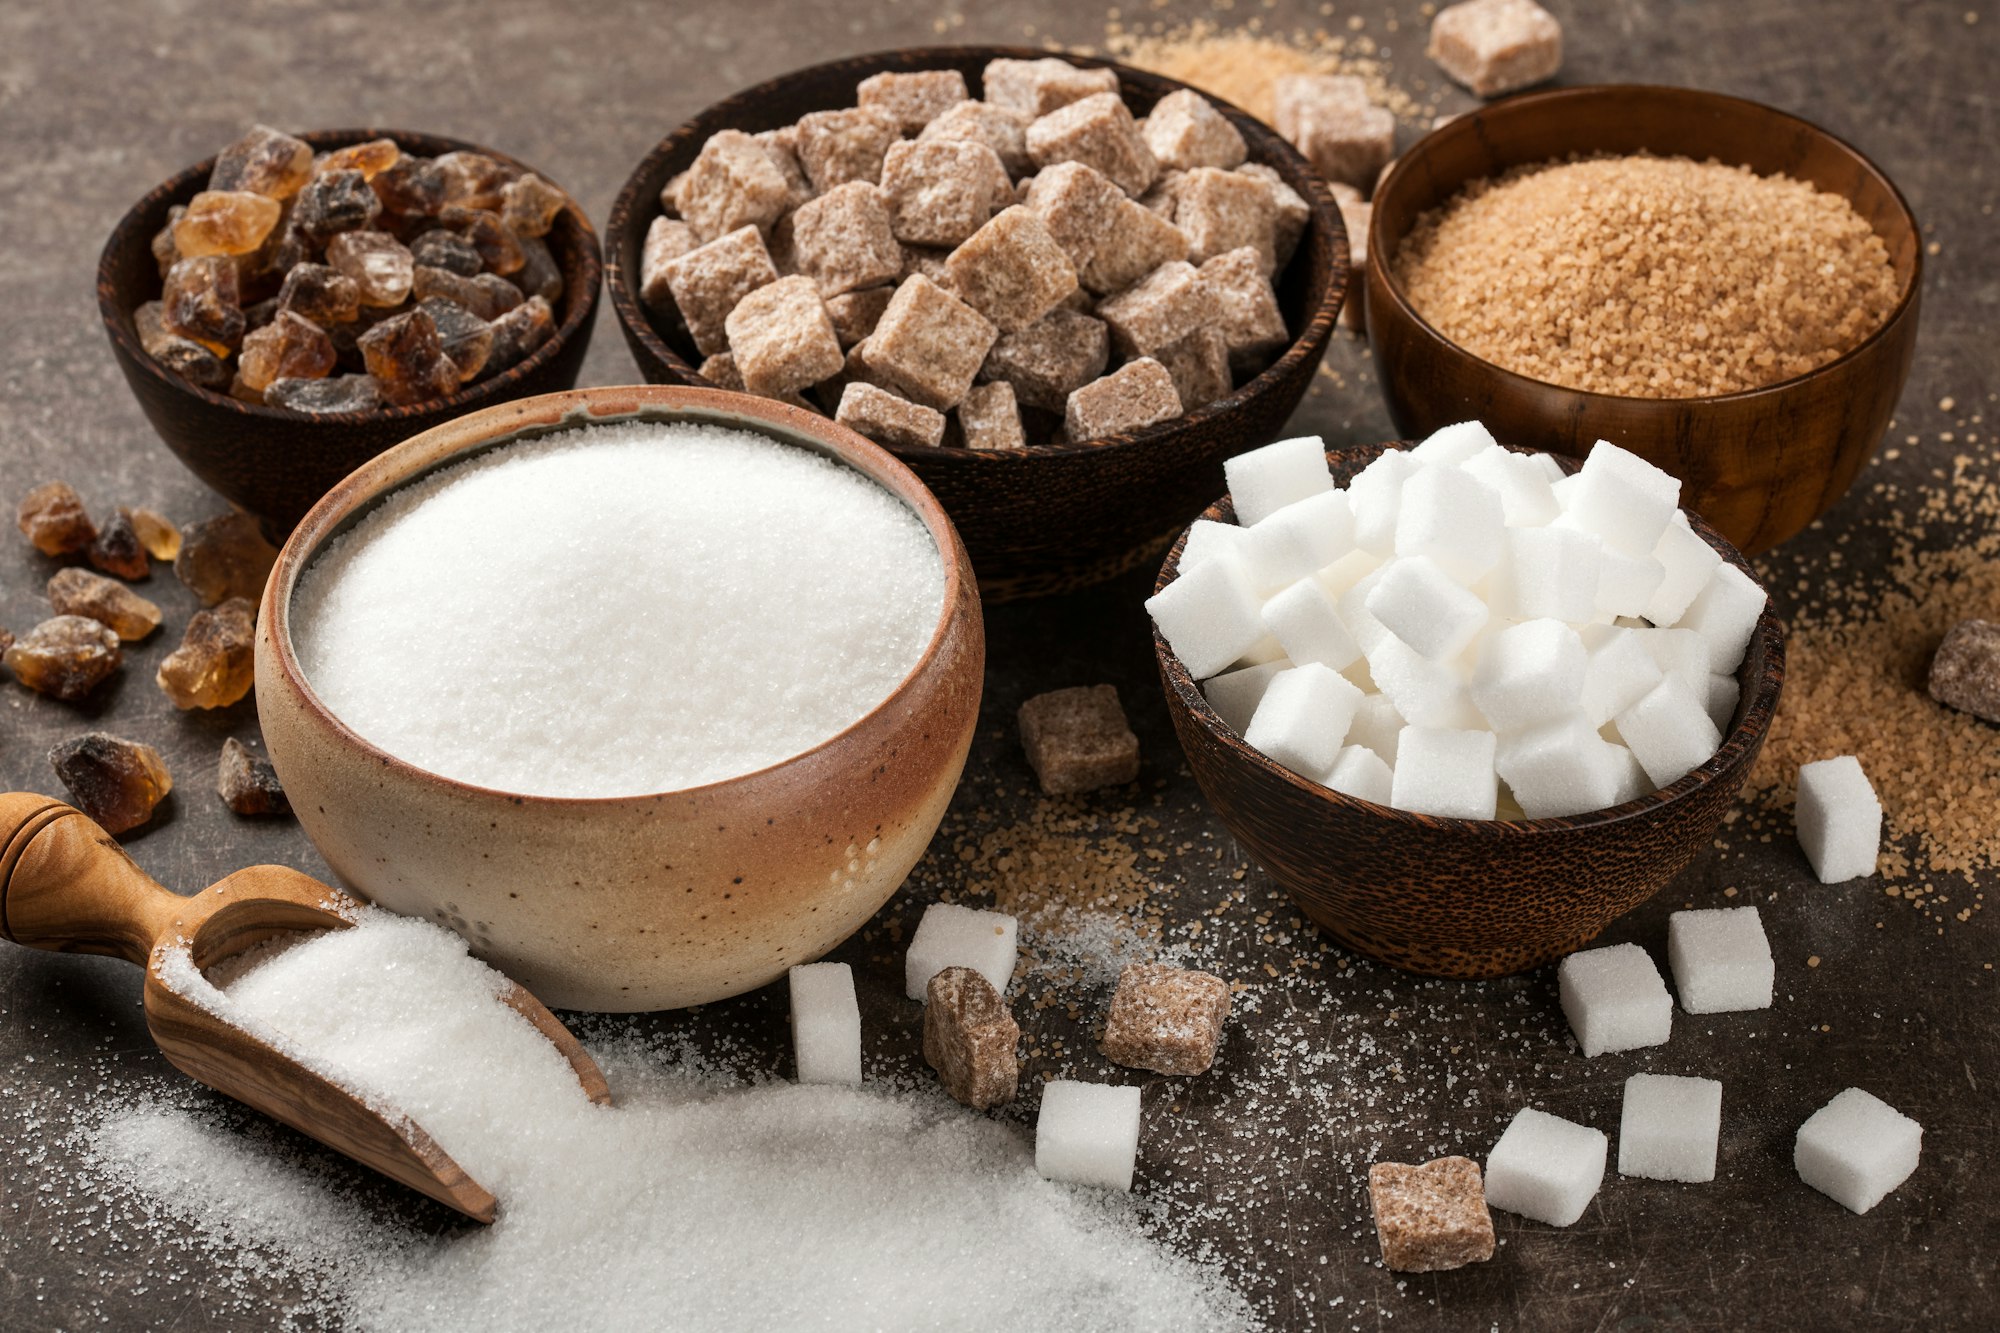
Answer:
1366;85;1920;556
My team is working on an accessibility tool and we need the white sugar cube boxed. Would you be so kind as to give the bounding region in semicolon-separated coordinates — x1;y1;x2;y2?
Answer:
1317;547;1381;601
905;903;1018;1000
1794;1088;1922;1214
1409;419;1496;467
1367;636;1481;729
1579;625;1665;728
1492;525;1602;623
1146;554;1266;679
1532;452;1567;482
1619;1074;1722;1182
1667;906;1773;1013
1394;464;1505;583
1471;619;1586;733
1336;564;1394;656
1324;744;1393;804
1349;449;1421;554
1346;691;1405;764
1262;577;1362;671
1643;515;1721;626
1367;556;1489;661
1242;489;1354;588
1567;440;1680;558
1604;741;1650;804
1495;714;1623;818
1616;675;1723;788
1593;545;1667;619
1225;435;1331;525
1177;518;1248;574
1243;662;1363;779
1485;1107;1607;1227
1036;1080;1142;1191
1202;659;1287;734
1463;446;1560;527
1390;726;1497;819
1634;627;1709;692
1795;755;1881;883
789;962;862;1085
1558;942;1672;1056
1704;673;1740;733
1678;562;1766;674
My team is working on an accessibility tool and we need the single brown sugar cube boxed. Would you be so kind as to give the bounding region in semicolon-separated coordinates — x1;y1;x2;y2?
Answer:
1097;260;1210;357
866;275;997;410
1026;92;1158;198
1023;161;1127;272
677;129;792;242
1930;619;2000;723
641;216;699;310
1336;196;1371;333
1020;684;1141;795
752;128;815;211
982;57;1119;120
859;69;971;134
944;206;1078;335
1200;247;1291;373
17;482;97;557
1064;357;1181;441
923;966;1020;1110
824;286;894;347
1273;75;1396;190
1100;961;1228;1074
836;381;946;449
1154;327;1233;412
1368;1157;1497;1272
919;100;1033;177
1174;167;1278;270
981;307;1110;412
697;350;744;391
1236;163;1310;270
881;139;1009;249
794;107;902;192
661;225;780;355
789;182;904;296
1142;90;1248;171
957;381;1025;450
725;275;844;399
1080;197;1190;295
1429;0;1563;97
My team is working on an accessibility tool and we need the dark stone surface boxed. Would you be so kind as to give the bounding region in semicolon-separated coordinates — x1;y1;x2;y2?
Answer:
1;1;1992;1329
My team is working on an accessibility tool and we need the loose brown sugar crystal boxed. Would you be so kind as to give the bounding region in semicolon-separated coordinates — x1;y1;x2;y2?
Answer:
858;69;971;134
4;616;122;701
1153;326;1232;413
824;286;893;348
675;129;792;242
923;965;1020;1109
725;275;844;399
172;190;282;259
1026;92;1158;198
836;381;946;449
1200;246;1290;373
1428;0;1563;98
157;596;257;710
788;182;903;297
316;138;399;180
1929;619;2000;723
1097;261;1210;358
17;482;97;557
640;217;699;310
1394;154;1902;398
174;512;277;607
410;228;483;277
441;205;526;277
980;307;1110;413
1142;89;1247;173
264;374;382;413
482;296;555;377
48;733;172;835
1367;1157;1496;1272
957;381;1025;451
238;310;337;394
1236;163;1309;269
1022;161;1127;272
919;100;1033;178
1174;167;1277;270
866;274;996;410
1079;197;1189;295
1101;962;1228;1075
412;266;523;322
793;108;902;193
1020;684;1142;795
217;737;291;817
86;510;151;582
209;124;312;200
1273;74;1395;191
982;57;1119;121
661;225;780;356
1065;357;1181;441
515;234;563;305
944;206;1079;335
358;308;459;406
135;300;229;390
124;507;181;562
370;154;447;219
881;139;1008;249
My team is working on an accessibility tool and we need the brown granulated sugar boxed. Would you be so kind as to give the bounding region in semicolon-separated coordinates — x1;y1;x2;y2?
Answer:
1393;154;1902;398
1099;17;1425;124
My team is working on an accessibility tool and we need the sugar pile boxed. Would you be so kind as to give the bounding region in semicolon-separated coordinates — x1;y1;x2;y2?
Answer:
292;421;944;798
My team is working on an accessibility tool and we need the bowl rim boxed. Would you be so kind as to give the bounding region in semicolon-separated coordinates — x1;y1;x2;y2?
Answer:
260;383;977;808
1368;82;1924;408
601;42;1346;461
99;126;605;426
1152;438;1787;836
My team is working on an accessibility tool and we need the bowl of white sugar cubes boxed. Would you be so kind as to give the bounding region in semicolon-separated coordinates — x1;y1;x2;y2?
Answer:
1146;424;1785;978
255;384;984;1011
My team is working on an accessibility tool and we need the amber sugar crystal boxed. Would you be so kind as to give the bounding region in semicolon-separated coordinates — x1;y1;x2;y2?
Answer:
217;737;291;817
157;596;257;710
47;568;162;641
172;191;282;259
4;616;122;701
85;510;153;581
17;481;97;557
173;511;277;607
209;124;313;200
48;733;173;835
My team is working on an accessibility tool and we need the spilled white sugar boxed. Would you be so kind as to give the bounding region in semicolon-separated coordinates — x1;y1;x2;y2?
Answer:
292;421;944;797
132;913;1251;1331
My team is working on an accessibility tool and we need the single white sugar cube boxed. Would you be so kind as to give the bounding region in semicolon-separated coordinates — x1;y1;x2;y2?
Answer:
1634;627;1709;693
1558;942;1672;1056
1579;625;1665;728
905;903;1019;1000
1202;659;1288;735
1147;554;1267;680
789;962;862;1085
1317;547;1381;601
1795;755;1881;883
1323;744;1393;804
1463;446;1560;527
1619;1074;1722;1183
1367;636;1481;729
1704;673;1741;733
1390;726;1497;819
1178;518;1248;574
1471;619;1586;734
1346;691;1405;764
1367;556;1489;661
1604;741;1650;805
1678;562;1766;674
1349;449;1421;554
1336;564;1394;656
1643;515;1721;626
1492;525;1602;623
1485;1107;1608;1227
1242;489;1355;588
1667;906;1774;1013
1262;577;1362;670
1408;419;1497;466
1794;1087;1922;1215
1592;544;1667;619
1567;440;1680;558
1496;714;1623;818
1036;1080;1143;1191
1225;435;1332;525
1616;675;1722;788
1394;464;1505;583
1243;663;1364;779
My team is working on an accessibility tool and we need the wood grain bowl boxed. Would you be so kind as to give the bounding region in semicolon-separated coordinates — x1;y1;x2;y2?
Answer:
1366;84;1922;557
603;45;1346;602
1153;441;1787;980
99;128;603;539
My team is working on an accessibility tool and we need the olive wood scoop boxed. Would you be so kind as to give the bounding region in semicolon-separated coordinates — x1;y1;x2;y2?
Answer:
0;792;611;1223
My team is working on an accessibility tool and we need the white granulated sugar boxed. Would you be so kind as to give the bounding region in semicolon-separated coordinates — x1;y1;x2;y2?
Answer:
293;421;944;798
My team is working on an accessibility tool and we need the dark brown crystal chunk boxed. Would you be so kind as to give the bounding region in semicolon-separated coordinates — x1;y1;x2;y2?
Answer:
135;300;230;390
418;298;493;381
49;733;173;835
500;172;569;238
480;295;554;377
238;310;336;393
86;510;151;580
173;512;277;606
151;205;186;278
217;737;291;816
1930;619;2000;724
435;150;515;211
47;567;162;641
371;155;447;219
162;256;245;353
514;233;563;304
4;616;122;701
409;229;482;277
412;266;522;321
358;308;459;404
294;168;382;242
17;482;97;556
442;206;525;276
157;596;257;710
922;966;1020;1109
277;263;363;327
209;124;313;200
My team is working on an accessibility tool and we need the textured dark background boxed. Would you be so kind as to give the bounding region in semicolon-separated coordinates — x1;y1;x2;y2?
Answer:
1;1;1993;1329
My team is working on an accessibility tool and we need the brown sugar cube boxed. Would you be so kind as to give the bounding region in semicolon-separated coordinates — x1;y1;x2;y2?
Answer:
980;307;1110;412
919;100;1034;178
724;275;844;399
1020;684;1141;795
900;245;956;291
1429;0;1563;97
944;206;1078;335
1097;261;1210;358
982;57;1119;120
881;139;1010;249
1100;962;1228;1075
789;182;904;296
677;129;792;242
865;275;997;410
1930;619;2000;723
824;286;894;348
1236;163;1310;270
641;216;699;311
1142;89;1248;171
1064;357;1181;442
1368;1157;1497;1273
923;966;1020;1110
1272;75;1396;190
836;381;946;449
858;69;972;134
1022;161;1127;272
1025;92;1158;198
957;381;1025;451
697;350;744;391
1174;167;1278;270
794;107;902;192
1336;196;1371;333
661;225;780;356
752;127;815;210
1080;197;1190;295
1200;247;1291;373
1154;327;1233;412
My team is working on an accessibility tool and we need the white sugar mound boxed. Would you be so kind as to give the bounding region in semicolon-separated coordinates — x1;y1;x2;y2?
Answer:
292;421;945;798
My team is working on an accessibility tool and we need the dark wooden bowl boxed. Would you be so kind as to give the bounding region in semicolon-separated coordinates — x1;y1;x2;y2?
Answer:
99;128;603;539
1366;85;1921;557
603;45;1345;602
1153;441;1787;979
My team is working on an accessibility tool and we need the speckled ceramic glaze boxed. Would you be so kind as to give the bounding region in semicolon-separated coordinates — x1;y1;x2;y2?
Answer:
256;385;984;1011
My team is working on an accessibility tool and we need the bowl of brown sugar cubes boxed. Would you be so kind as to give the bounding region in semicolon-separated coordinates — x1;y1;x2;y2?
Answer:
100;126;603;537
605;46;1346;601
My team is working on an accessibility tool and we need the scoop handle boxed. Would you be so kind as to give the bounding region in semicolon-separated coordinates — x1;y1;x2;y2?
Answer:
0;794;185;966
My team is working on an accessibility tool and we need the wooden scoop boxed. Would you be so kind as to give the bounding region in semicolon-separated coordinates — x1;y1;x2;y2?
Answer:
0;792;610;1223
